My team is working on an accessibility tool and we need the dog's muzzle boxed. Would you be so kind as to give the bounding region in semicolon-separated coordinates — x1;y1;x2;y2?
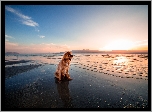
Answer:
69;55;73;61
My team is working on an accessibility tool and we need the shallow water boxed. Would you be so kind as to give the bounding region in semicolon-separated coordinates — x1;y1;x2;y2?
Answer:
5;53;148;108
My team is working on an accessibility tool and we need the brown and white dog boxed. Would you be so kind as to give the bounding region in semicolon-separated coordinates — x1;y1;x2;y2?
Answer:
55;51;73;81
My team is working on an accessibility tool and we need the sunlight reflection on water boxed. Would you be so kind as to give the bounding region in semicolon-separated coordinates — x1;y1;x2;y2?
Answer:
113;56;128;65
5;53;148;80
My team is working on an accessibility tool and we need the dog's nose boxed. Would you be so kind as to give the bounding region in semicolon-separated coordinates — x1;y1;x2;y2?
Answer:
71;55;73;57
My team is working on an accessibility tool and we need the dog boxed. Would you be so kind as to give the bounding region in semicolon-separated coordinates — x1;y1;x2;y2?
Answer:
55;51;73;81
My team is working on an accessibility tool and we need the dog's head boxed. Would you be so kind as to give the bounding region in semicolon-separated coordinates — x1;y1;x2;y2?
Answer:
63;51;73;61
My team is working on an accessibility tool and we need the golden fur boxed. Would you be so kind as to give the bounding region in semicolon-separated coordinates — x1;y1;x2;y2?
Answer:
55;51;73;81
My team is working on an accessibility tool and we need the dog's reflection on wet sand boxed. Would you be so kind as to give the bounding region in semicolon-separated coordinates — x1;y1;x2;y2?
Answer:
55;78;73;108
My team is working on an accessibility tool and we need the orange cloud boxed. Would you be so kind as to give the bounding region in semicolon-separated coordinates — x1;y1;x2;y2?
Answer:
5;42;71;54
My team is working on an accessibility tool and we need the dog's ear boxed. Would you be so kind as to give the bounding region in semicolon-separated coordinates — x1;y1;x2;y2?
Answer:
62;52;68;59
67;51;71;54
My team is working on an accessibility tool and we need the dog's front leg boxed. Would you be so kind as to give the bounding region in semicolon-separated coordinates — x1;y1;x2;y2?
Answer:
65;67;71;79
66;68;69;75
67;65;71;75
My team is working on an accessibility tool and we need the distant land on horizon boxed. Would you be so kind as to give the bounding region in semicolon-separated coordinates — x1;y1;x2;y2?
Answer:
71;49;148;54
5;49;148;55
5;52;19;55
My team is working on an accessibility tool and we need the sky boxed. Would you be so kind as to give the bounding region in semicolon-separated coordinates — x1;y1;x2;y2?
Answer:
5;5;148;53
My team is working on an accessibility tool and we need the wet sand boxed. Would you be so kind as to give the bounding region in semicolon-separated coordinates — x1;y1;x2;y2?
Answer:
5;60;32;66
4;54;149;109
5;64;42;79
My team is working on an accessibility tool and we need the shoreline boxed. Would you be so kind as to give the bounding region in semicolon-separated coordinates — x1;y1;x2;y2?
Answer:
5;60;42;79
5;60;32;66
5;64;42;79
4;54;148;109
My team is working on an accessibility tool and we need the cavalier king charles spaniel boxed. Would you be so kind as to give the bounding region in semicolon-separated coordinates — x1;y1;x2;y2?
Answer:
55;51;73;81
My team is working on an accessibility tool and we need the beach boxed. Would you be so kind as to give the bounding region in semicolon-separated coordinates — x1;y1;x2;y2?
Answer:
4;53;148;108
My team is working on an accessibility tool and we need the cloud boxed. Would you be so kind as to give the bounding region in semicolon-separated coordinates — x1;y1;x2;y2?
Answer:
5;41;18;46
35;27;40;32
5;39;9;42
62;44;70;49
134;39;148;46
37;43;70;51
134;39;148;44
51;43;55;45
131;39;148;49
22;19;38;27
5;41;71;53
5;35;13;38
38;35;45;38
134;43;148;46
52;44;70;50
5;6;39;27
5;34;14;42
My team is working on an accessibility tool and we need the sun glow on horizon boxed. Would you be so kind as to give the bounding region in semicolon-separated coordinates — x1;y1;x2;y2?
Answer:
101;39;134;51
